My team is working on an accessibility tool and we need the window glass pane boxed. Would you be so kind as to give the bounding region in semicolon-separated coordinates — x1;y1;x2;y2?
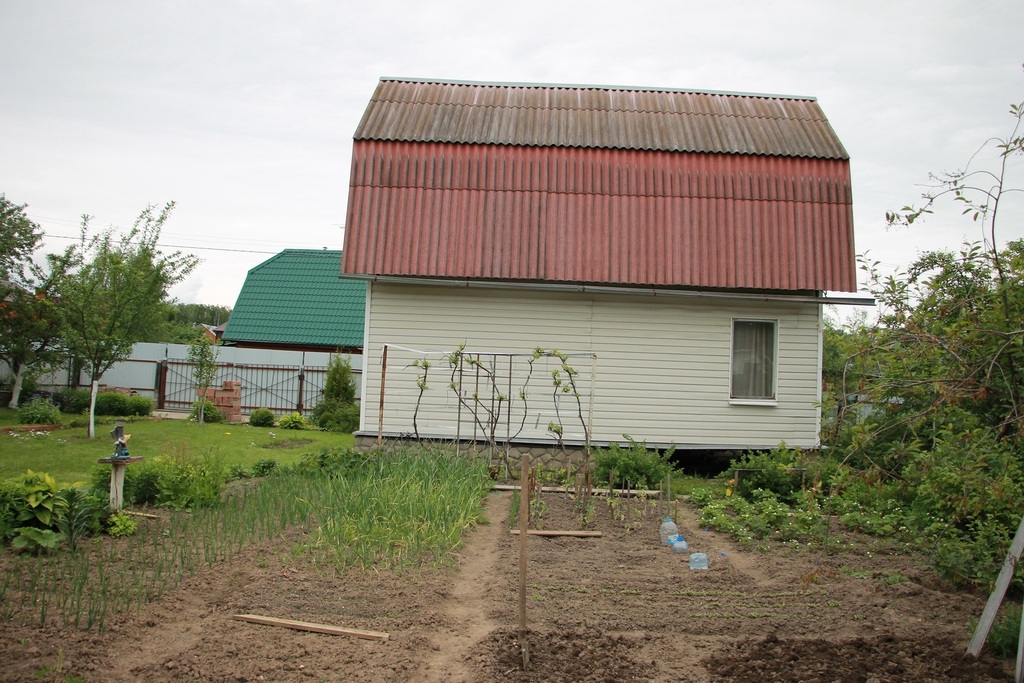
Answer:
731;320;776;400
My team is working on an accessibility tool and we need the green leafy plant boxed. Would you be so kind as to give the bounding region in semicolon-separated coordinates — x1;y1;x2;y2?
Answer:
105;511;138;537
278;412;308;430
251;458;278;477
53;486;104;552
12;470;60;527
189;400;225;423
312;356;359;432
16;398;61;425
249;407;275;428
592;436;675;490
125;395;153;416
11;527;65;553
93;391;130;416
52;388;91;414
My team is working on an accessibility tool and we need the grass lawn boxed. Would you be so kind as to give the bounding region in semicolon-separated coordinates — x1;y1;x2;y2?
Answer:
0;409;355;485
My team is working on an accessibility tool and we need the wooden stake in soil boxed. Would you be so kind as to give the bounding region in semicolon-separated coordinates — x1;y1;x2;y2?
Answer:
518;453;530;669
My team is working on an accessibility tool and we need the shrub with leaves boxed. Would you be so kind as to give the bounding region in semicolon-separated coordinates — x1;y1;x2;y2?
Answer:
52;388;91;414
105;511;138;537
731;446;811;504
150;454;228;510
189;400;225;423
53;486;104;552
16;398;61;425
94;391;130;416
312;355;359;432
125;395;153;416
249;407;275;428
278;412;308;430
11;527;65;554
11;470;59;527
592;436;675;490
251;458;278;477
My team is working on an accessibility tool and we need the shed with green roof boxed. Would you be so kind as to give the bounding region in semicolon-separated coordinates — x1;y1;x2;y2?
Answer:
222;249;365;353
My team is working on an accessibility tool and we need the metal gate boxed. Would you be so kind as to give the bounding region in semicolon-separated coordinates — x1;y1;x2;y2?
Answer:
159;361;336;416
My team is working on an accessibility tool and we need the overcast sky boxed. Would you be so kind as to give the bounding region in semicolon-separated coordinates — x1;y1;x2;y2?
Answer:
1;1;1021;314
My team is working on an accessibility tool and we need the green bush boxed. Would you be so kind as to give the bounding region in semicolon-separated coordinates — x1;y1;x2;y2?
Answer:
148;454;228;510
53;486;104;552
125;395;153;417
0;479;20;542
313;356;359;432
251;458;279;477
94;392;130;416
278;412;308;430
52;388;91;414
106;512;138;537
592;436;675;490
189;400;225;423
731;447;809;505
249;407;276;428
16;398;61;425
10;470;59;527
315;402;360;433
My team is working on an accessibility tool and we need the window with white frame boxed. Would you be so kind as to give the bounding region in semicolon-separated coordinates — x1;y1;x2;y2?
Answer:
730;319;777;401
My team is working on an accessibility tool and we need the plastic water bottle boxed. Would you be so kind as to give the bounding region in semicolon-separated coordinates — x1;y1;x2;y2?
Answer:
671;537;689;553
689;552;709;570
659;518;678;545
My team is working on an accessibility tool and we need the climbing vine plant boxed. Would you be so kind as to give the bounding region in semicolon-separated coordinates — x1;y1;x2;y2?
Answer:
400;344;594;480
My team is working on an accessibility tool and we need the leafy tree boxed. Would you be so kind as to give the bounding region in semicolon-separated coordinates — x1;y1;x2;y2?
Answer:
0;193;42;282
56;202;199;437
149;302;232;344
0;195;69;407
187;334;220;425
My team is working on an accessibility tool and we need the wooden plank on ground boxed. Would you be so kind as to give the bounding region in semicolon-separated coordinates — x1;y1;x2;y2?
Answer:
233;614;389;641
492;484;665;498
510;529;602;537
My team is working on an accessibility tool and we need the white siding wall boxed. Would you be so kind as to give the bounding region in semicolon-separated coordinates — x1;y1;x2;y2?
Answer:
361;283;823;449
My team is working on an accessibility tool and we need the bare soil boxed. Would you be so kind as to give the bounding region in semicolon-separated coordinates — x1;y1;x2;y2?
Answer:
0;490;1012;682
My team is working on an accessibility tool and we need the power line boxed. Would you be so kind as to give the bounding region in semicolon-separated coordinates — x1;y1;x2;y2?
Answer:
41;233;288;256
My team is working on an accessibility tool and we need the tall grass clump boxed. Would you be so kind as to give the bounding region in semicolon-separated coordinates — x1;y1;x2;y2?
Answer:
306;445;490;570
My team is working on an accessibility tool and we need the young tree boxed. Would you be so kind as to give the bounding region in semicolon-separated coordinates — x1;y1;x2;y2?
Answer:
57;202;199;437
0;195;69;407
187;334;220;425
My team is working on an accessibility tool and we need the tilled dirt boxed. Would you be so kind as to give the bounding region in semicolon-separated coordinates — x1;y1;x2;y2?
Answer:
0;490;1013;682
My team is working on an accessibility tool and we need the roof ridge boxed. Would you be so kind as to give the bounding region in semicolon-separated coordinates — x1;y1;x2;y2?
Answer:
378;76;816;102
372;97;825;121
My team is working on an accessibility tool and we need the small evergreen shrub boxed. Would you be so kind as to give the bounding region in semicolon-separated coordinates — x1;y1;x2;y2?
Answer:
52;388;91;414
249;407;276;428
16;398;61;425
125;395;154;416
312;355;359;432
94;392;130;416
278;412;308;430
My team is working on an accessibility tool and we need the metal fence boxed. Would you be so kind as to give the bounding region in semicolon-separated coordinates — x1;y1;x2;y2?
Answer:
21;343;362;417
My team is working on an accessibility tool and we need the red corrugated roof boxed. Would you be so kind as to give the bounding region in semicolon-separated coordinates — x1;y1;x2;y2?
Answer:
342;78;858;293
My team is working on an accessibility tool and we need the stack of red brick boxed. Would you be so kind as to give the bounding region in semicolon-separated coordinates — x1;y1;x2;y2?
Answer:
197;380;243;423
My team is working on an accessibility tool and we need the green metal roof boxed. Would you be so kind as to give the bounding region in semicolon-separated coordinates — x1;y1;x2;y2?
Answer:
222;250;365;349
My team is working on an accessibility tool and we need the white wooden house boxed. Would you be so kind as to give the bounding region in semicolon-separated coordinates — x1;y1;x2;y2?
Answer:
340;78;866;454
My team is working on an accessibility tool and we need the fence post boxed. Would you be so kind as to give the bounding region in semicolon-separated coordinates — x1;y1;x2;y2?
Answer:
156;360;168;410
297;368;305;414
